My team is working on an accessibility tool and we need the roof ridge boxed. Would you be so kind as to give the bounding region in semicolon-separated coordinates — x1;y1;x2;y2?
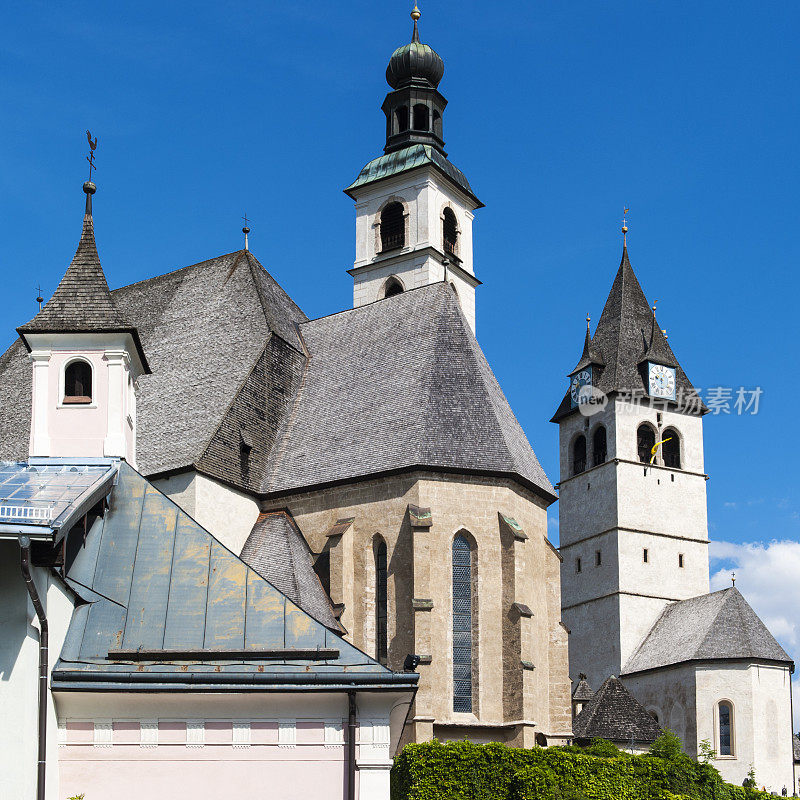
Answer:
113;250;247;292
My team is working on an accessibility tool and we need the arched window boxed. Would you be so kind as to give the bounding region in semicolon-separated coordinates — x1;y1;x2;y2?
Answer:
413;103;429;131
717;701;734;756
383;277;404;298
637;424;656;464
380;202;405;251
662;427;681;469
63;360;92;404
592;426;607;466
572;435;586;476
443;207;458;256
375;539;388;665
395;106;409;133
452;534;475;713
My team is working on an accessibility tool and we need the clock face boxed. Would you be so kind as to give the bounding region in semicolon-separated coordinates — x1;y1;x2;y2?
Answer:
570;369;592;407
648;363;676;400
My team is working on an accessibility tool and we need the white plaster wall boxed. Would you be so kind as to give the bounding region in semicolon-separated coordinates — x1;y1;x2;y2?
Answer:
563;594;622;690
0;543;75;800
153;470;260;556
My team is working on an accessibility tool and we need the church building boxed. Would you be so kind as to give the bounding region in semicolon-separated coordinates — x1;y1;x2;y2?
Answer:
553;242;796;791
0;8;572;798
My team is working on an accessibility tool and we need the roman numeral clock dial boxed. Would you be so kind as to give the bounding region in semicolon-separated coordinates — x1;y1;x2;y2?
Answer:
570;369;592;407
648;362;676;400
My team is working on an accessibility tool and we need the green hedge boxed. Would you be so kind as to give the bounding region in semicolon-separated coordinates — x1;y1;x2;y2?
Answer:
391;739;772;800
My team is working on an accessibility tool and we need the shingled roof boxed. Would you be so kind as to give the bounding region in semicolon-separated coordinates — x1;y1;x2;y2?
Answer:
263;283;555;500
572;676;661;745
53;462;415;692
623;588;793;675
17;188;149;372
552;247;703;421
793;733;800;763
572;673;595;702
240;510;342;632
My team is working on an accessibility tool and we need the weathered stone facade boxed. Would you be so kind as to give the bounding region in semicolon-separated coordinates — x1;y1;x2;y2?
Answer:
261;470;572;747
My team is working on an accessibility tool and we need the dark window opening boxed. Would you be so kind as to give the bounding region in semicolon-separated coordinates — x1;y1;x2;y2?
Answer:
380;202;405;251
643;548;649;563
662;428;681;469
572;435;587;476
637;424;656;464
412;103;429;131
443;207;458;257
314;550;331;597
395;106;409;133
376;540;388;665
678;553;684;568
718;702;733;756
650;711;659;723
576;557;582;574
64;360;92;404
453;534;474;713
595;550;602;567
384;277;404;298
592;426;607;466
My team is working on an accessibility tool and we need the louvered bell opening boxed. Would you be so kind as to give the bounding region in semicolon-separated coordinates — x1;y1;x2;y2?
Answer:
380;202;405;252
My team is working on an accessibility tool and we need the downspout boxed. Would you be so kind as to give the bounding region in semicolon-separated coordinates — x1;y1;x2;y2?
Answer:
20;536;48;800
790;665;796;796
347;691;357;800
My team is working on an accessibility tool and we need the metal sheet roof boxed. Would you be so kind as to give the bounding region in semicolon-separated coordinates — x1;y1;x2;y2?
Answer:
0;458;117;540
54;462;416;691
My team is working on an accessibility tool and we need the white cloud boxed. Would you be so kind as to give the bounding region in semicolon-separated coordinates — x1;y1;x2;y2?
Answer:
710;539;800;730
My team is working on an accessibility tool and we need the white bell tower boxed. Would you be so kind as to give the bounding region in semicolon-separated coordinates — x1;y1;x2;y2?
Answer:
344;6;482;333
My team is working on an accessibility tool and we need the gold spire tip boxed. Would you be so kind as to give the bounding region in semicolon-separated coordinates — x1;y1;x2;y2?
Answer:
411;3;421;21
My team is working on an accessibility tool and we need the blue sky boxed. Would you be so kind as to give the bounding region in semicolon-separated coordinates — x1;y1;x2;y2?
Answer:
2;1;799;708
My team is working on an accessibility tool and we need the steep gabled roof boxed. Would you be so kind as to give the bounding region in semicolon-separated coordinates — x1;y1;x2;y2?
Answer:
264;283;555;500
111;250;307;478
17;189;149;372
623;588;793;675
240;509;343;632
552;247;703;421
572;676;661;744
53;462;414;691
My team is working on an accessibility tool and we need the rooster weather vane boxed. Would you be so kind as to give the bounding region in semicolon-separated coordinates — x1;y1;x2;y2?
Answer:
86;130;98;181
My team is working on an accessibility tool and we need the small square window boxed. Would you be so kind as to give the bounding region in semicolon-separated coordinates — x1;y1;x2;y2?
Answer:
595;550;602;567
678;553;684;568
643;548;649;563
576;558;582;574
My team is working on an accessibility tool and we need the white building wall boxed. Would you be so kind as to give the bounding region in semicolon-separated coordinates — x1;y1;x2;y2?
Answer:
153;470;260;557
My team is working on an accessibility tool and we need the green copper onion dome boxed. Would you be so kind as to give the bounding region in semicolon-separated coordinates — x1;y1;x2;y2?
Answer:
385;7;444;90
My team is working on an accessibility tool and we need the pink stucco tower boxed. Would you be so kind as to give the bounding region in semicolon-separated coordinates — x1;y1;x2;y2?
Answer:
16;181;149;466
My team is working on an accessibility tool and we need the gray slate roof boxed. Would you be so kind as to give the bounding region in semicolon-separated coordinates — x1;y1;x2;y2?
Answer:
553;247;703;421
793;733;800;763
240;510;342;632
264;283;554;500
572;673;595;702
572;676;661;744
0;340;31;462
54;462;414;691
623;588;793;675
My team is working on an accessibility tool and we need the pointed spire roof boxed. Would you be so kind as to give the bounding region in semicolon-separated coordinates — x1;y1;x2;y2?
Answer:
570;315;605;374
572;676;661;744
572;673;595;702
17;182;149;372
553;246;702;421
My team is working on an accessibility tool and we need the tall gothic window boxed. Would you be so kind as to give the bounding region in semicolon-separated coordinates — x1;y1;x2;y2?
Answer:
592;426;607;466
380;202;405;252
718;701;733;756
375;539;388;665
63;359;92;404
443;207;458;257
572;435;586;476
412;103;429;131
637;424;656;464
662;427;681;469
452;534;475;713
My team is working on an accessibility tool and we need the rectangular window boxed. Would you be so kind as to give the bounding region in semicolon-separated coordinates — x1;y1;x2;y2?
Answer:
643;548;649;563
576;557;582;574
595;550;602;567
678;553;684;568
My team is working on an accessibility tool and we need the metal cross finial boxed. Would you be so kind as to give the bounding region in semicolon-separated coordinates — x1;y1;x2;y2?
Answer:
731;572;736;586
242;213;251;251
622;207;629;246
86;130;98;181
36;285;44;312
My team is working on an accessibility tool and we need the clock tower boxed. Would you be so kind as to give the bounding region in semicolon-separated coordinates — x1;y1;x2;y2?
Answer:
552;244;710;690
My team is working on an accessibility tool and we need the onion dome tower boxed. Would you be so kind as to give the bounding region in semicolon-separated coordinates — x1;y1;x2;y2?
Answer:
345;5;483;333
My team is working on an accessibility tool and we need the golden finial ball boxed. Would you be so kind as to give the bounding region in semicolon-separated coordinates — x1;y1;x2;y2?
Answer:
621;224;628;234
411;3;421;21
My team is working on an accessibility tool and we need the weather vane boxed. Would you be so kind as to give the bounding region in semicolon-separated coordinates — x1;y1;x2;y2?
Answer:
731;572;736;586
86;130;98;181
622;207;630;246
242;213;251;251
